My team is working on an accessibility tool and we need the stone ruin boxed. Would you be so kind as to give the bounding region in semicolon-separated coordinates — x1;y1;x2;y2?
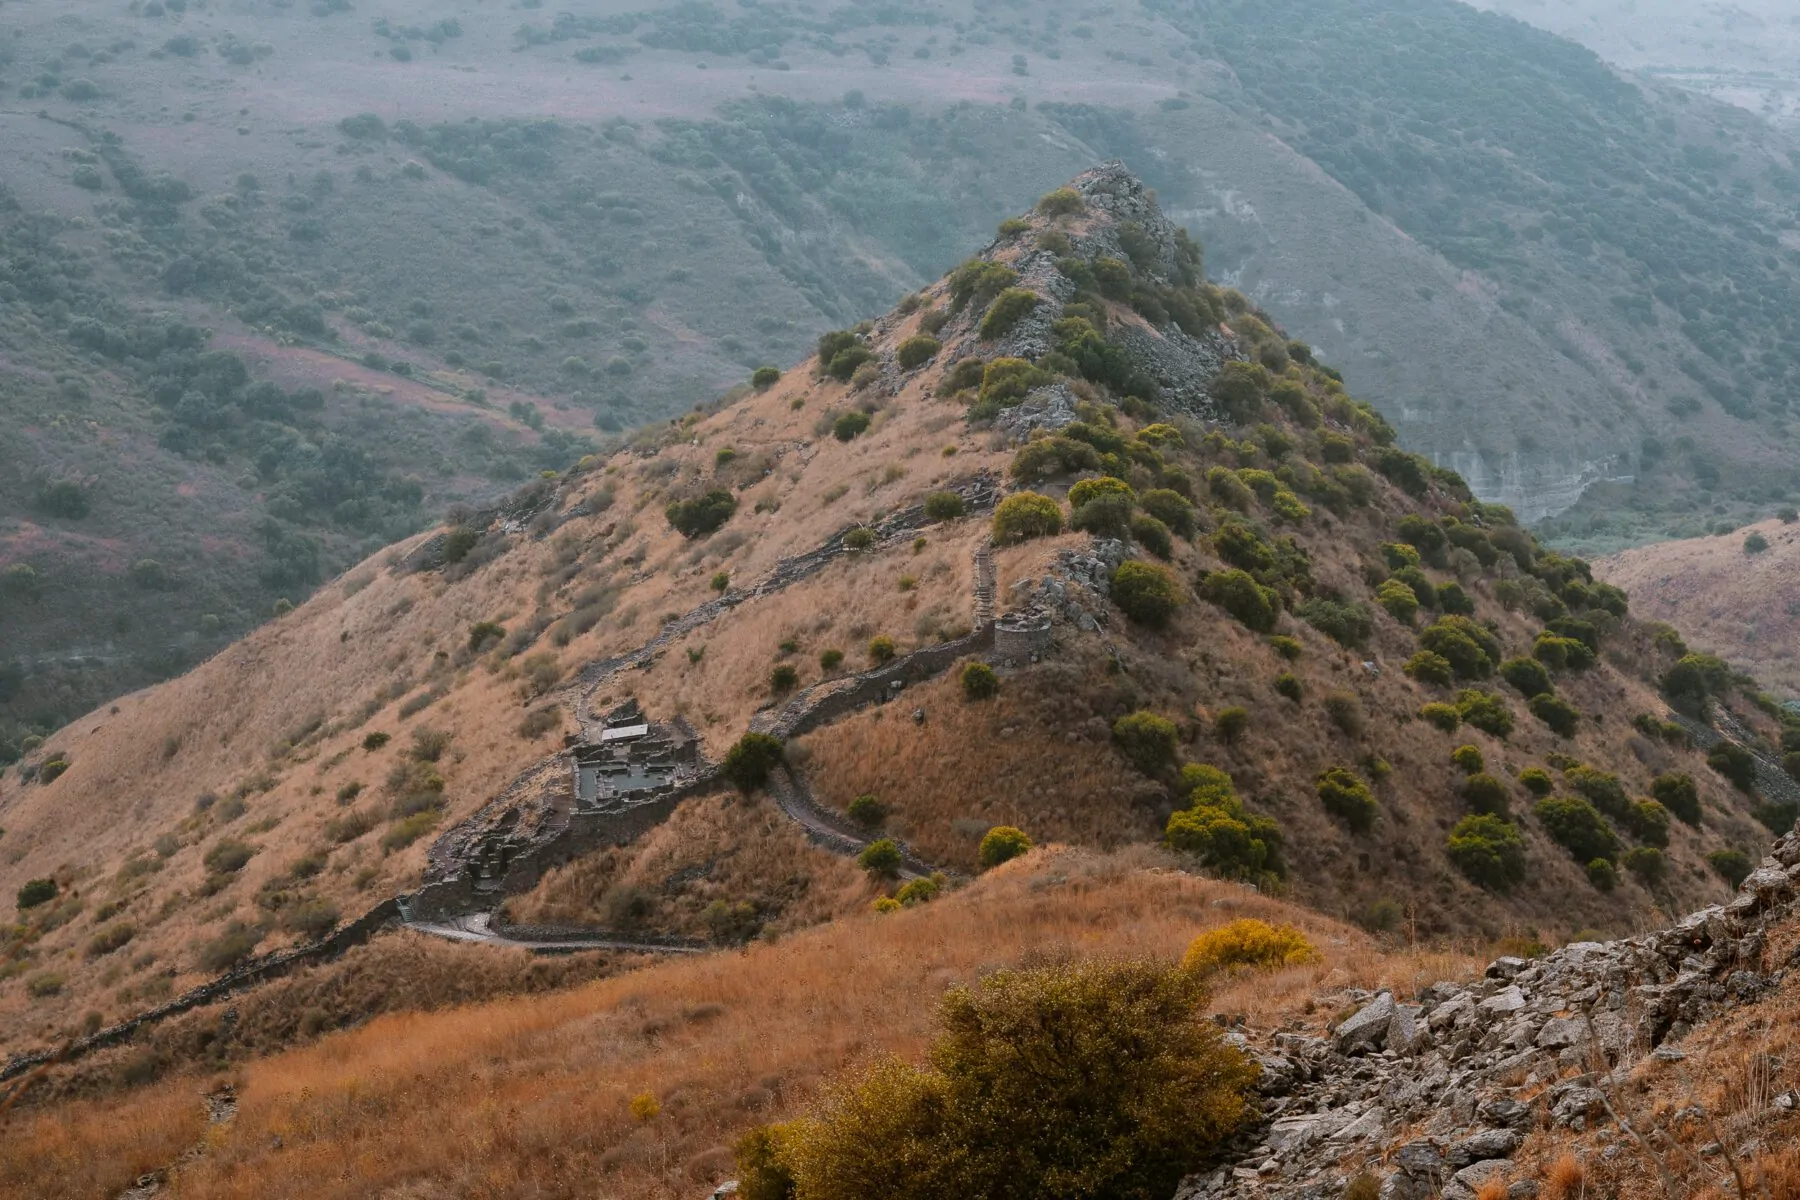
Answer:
574;699;702;811
994;606;1054;663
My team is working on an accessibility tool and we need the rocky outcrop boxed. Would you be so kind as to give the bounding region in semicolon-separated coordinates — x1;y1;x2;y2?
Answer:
1179;825;1800;1199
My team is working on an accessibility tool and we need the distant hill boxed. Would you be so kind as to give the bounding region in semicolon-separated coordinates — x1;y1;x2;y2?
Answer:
6;0;1800;741
1599;515;1800;696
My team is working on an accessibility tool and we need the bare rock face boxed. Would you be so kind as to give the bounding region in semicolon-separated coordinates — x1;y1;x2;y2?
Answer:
1176;824;1800;1199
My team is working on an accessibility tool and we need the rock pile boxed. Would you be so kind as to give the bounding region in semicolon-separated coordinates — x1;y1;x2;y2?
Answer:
1179;826;1800;1200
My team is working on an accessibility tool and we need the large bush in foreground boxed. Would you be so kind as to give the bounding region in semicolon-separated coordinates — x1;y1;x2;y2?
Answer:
768;958;1256;1200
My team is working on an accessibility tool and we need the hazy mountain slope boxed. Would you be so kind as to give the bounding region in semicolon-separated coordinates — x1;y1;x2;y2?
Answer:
1;169;1789;1068
1475;0;1800;129
1598;516;1800;696
6;0;1800;737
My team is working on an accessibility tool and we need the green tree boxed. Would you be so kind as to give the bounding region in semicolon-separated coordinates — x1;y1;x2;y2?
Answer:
1113;711;1179;774
992;493;1063;544
722;733;785;791
1316;767;1377;833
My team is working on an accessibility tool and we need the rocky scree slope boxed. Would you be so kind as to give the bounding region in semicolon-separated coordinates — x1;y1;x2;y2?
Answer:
0;164;1791;1061
1176;823;1800;1199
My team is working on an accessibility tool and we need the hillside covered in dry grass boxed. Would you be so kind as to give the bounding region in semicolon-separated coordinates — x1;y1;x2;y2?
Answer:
5;165;1800;1199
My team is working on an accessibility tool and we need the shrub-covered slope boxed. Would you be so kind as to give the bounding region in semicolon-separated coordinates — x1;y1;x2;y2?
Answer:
7;0;1800;739
2;168;1794;1068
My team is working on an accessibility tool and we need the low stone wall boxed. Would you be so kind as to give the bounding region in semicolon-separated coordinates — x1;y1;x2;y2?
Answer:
0;899;402;1086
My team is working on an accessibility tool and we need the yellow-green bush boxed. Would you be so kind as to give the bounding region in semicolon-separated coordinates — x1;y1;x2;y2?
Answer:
1181;919;1318;977
992;492;1063;543
773;958;1255;1200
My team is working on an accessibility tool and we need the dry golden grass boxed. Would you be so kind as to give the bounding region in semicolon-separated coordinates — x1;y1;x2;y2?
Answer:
0;848;1481;1200
504;791;869;936
1543;1155;1586;1200
0;1077;206;1200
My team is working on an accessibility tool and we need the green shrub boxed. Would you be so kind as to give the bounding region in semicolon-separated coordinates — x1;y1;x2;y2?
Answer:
858;838;903;877
1214;706;1250;744
1274;673;1303;702
1746;532;1771;554
1662;652;1732;713
1296;598;1372;648
1450;744;1484;775
1623;799;1671;848
847;795;887;827
1708;848;1753;887
843;526;876;551
1534;634;1596;671
1316;767;1378;834
980;288;1041;340
1376;579;1419;623
868;636;897;664
1619;845;1665;886
25;973;65;999
723;732;785;791
197;921;264;973
1435;583;1475;615
998;217;1031;239
1198;569;1278;632
1071;493;1134;538
381;811;439;852
17;878;57;910
820;648;845;671
1069;476;1135;508
1499;657;1553;698
1131;514;1174;559
979;357;1051;407
1446;814;1527;891
1519;767;1555;797
896;874;945;906
1380;542;1421;569
1111;560;1182;627
203;838;256;875
896;335;941;370
468;621;507;653
1165;792;1284;880
833;410;872;442
993;492;1063;543
779;958;1254;1200
1210;361;1270;424
1455;689;1514;739
770;664;800;694
363;731;390;751
1140;489;1198;538
666;490;738;538
1586;857;1620;892
961;661;999;700
752;365;782;390
1010;435;1102;482
978;825;1034;869
1419;702;1460;732
1529;693;1581;737
1419;616;1500;679
923;491;965;522
1114;711;1179;774
1462;773;1511;817
1563;765;1630;818
1036;186;1085;215
1651;772;1701;825
1534;795;1619;864
1706;742;1759;792
1404;651;1456;687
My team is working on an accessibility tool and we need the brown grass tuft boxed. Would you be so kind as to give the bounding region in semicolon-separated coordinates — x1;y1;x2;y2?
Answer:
1544;1153;1586;1200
